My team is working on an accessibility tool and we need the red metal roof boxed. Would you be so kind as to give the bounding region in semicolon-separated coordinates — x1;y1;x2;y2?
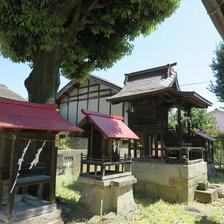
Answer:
0;98;83;132
81;109;139;140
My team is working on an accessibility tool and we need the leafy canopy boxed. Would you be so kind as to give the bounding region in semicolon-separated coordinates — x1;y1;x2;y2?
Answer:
210;42;224;102
169;108;219;137
0;0;180;80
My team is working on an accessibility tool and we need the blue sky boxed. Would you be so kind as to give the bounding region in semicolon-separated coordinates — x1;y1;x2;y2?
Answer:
0;0;222;110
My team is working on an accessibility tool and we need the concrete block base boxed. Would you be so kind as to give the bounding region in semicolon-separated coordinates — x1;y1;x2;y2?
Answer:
132;160;208;203
78;175;137;216
195;189;218;203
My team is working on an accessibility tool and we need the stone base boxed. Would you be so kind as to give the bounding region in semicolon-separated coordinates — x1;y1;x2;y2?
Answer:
132;160;208;203
0;195;63;224
78;175;137;216
1;209;63;224
195;189;218;203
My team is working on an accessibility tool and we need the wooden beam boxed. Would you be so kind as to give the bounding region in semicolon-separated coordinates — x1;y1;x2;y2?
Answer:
69;88;111;99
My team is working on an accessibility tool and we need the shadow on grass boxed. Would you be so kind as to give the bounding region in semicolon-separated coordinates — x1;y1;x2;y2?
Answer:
56;177;92;223
209;169;224;184
66;179;84;193
134;190;178;207
195;216;220;224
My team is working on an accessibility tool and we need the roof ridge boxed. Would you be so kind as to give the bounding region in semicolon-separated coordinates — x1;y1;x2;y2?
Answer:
81;109;124;121
125;62;177;77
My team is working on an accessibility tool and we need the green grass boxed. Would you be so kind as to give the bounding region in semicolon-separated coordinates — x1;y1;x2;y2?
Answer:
56;174;224;224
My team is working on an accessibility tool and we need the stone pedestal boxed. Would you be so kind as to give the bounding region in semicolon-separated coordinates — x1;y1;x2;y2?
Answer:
78;175;137;215
132;160;208;203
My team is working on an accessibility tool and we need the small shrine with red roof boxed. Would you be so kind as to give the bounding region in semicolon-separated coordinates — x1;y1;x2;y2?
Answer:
0;98;83;223
78;109;139;215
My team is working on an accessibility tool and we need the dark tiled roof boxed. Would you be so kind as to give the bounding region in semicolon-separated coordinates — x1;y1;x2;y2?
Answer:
0;84;26;101
57;74;122;101
194;130;216;141
107;63;212;108
108;63;179;103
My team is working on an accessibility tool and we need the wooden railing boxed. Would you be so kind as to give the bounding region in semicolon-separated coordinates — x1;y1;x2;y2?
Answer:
80;154;132;180
165;147;204;164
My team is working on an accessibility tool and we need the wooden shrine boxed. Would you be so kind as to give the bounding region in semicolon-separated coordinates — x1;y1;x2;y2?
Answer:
108;63;213;202
108;63;213;164
78;109;139;215
0;98;82;223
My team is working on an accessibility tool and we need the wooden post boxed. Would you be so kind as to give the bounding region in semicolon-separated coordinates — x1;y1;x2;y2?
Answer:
49;138;57;204
187;109;191;143
134;141;137;158
101;155;105;176
0;133;5;206
186;147;190;164
37;184;43;200
94;165;97;176
177;107;182;145
89;126;93;159
128;140;131;158
7;134;17;216
155;135;158;159
80;153;83;174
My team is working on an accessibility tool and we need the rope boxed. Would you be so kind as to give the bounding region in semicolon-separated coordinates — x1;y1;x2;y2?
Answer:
0;133;56;142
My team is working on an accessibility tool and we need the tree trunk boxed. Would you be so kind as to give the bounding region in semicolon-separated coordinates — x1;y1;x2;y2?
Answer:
25;50;61;104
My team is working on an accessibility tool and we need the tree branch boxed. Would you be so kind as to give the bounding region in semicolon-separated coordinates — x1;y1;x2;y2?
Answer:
62;0;106;45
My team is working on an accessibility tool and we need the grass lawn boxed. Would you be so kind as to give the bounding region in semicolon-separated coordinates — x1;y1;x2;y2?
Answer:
56;170;224;224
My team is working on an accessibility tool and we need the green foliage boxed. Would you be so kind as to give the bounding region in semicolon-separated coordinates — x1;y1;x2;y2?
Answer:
210;42;224;102
56;176;224;224
0;0;180;80
58;138;70;150
168;108;219;137
191;108;219;136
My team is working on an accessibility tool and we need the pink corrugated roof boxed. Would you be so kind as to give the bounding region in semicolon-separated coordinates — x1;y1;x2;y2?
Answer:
81;109;139;140
0;97;83;132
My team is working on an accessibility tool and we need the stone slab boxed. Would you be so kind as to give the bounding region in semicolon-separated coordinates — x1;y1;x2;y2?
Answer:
195;188;218;203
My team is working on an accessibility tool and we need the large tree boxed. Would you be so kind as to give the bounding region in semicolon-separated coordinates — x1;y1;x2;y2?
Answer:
0;0;180;103
210;42;224;102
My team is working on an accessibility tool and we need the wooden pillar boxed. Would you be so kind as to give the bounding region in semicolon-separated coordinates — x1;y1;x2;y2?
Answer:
89;125;93;159
187;108;191;143
7;134;17;216
211;141;214;162
0;133;5;206
49;138;57;204
177;107;182;145
134;141;137;158
161;131;165;159
87;79;90;110
155;135;158;158
128;140;131;158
